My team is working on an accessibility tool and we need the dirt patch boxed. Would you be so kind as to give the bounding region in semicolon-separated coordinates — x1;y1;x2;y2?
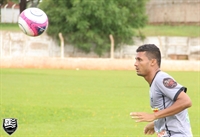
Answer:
0;57;199;71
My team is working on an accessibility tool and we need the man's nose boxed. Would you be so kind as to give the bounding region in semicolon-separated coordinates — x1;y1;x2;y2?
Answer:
134;61;137;66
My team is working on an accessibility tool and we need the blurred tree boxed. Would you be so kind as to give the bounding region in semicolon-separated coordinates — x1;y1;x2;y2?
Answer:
0;0;20;5
0;0;40;15
19;0;26;13
0;0;6;5
29;0;40;7
39;0;148;56
0;0;27;12
19;0;40;13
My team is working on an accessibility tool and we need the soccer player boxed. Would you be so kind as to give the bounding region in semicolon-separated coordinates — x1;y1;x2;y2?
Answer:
130;44;193;137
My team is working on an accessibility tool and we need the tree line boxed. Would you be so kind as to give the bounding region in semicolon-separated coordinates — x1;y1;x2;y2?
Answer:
1;0;148;56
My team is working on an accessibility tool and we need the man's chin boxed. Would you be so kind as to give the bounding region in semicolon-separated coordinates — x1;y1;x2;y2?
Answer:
136;72;144;77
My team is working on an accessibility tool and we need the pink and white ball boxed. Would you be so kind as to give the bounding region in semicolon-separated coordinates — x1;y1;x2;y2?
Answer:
18;8;48;37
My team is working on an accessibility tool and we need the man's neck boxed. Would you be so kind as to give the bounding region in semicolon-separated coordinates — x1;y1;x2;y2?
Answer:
144;68;160;85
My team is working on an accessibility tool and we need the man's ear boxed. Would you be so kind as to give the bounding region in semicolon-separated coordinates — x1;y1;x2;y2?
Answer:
151;59;157;66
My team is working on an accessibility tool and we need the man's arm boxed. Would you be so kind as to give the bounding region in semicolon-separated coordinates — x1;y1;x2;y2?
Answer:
154;91;192;119
144;122;155;135
130;91;192;122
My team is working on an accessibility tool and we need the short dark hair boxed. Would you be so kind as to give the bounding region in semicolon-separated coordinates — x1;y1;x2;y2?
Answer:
136;44;161;67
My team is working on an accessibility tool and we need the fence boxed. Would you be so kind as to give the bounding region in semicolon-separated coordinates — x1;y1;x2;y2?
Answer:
0;31;199;60
1;4;19;23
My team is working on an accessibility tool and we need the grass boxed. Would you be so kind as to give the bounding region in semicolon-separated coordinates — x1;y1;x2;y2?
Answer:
140;25;200;37
0;68;199;137
0;23;200;37
0;23;20;31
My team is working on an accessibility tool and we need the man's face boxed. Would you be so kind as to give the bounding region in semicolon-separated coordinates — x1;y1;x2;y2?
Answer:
134;51;151;77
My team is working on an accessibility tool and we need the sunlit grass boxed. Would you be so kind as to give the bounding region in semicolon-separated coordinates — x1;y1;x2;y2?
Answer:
140;25;200;37
1;23;200;37
0;68;199;136
0;23;20;31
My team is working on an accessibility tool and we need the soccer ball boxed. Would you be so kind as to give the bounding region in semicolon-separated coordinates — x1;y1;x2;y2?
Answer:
18;8;48;37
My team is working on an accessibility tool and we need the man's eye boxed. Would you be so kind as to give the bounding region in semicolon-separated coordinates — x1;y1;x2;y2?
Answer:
135;58;142;61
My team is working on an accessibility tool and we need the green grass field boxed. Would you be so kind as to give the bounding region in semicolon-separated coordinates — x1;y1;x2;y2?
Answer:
140;25;200;37
0;69;199;137
0;23;199;37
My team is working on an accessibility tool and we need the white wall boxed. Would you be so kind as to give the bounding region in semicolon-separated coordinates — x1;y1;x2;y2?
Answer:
0;31;199;60
1;8;19;23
